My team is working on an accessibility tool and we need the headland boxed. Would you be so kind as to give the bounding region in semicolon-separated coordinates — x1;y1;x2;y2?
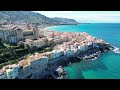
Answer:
0;24;114;79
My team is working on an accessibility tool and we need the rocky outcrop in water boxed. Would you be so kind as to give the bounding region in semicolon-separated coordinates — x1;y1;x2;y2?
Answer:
56;66;66;79
28;42;113;79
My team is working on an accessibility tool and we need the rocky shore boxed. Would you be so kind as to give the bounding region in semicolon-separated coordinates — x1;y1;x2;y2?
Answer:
0;27;114;79
29;42;113;79
55;43;113;79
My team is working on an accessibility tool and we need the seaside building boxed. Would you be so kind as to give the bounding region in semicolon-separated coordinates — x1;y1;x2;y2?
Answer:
18;53;49;78
0;69;6;79
0;30;108;79
5;64;20;79
20;38;47;49
0;27;23;44
51;50;64;59
0;64;20;79
0;24;40;44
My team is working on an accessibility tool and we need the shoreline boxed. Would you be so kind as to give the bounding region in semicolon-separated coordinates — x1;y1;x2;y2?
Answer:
0;24;115;79
42;24;80;30
29;42;113;79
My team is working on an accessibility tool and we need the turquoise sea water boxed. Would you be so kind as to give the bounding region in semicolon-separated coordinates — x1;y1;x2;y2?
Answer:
47;23;120;79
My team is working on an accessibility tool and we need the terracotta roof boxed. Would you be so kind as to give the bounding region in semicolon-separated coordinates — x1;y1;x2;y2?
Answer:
9;64;18;68
19;60;29;67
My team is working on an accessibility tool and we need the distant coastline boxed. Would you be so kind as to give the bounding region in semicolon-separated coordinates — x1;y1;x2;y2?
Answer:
43;23;85;30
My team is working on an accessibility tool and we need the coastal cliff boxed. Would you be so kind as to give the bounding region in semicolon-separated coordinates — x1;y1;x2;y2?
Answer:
28;44;112;79
0;30;113;79
25;32;113;79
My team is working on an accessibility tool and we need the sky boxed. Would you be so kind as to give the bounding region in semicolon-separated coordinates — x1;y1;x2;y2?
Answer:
33;11;120;23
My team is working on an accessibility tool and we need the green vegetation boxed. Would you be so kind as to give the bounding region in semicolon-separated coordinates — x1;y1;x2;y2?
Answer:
52;17;79;25
0;39;29;69
0;39;56;69
0;39;5;48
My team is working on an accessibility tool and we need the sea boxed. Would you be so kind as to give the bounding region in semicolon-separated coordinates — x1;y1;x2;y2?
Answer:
47;23;120;79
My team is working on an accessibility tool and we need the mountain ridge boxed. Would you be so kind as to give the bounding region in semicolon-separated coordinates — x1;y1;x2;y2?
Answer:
0;11;79;25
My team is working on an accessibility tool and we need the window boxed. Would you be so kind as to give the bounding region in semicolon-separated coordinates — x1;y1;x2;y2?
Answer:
8;72;12;76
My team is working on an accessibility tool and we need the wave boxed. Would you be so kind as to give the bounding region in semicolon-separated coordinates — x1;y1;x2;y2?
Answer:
112;46;120;54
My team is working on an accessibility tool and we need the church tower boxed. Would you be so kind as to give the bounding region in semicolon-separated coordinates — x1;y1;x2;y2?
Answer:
33;24;39;40
25;22;31;30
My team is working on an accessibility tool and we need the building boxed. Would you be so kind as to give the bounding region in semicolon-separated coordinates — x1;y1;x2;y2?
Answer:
18;53;49;78
21;38;47;49
64;49;74;57
53;36;63;44
29;56;48;72
0;69;6;79
0;64;20;79
47;37;54;46
23;27;39;40
23;30;35;40
47;50;64;60
0;24;39;44
0;27;23;44
5;64;20;79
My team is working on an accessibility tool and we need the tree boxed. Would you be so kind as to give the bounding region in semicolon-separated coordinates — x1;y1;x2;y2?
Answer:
0;38;5;48
26;44;31;52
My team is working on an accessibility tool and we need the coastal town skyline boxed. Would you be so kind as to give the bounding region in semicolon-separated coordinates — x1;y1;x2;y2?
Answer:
0;11;120;79
33;11;120;23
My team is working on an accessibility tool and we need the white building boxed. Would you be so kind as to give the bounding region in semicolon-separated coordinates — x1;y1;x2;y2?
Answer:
29;56;48;72
0;69;7;79
46;50;64;60
64;49;74;57
5;64;20;79
51;50;64;59
78;46;86;51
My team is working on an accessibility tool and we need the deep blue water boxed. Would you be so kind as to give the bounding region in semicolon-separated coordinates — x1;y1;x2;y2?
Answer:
47;23;120;79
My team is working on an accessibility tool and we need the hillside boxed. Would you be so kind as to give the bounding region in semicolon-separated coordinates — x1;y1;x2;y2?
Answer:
0;11;79;25
52;17;79;25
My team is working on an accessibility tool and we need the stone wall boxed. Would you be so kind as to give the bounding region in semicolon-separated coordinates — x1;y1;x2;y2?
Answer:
0;29;23;44
18;58;48;79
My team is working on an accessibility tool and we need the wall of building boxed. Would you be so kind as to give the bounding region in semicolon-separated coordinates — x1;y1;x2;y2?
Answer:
33;28;39;40
30;58;48;72
0;26;39;44
0;72;7;79
16;29;23;41
18;57;48;79
5;66;20;79
47;50;64;60
23;39;47;49
0;29;23;44
23;35;35;40
0;30;4;40
18;66;31;79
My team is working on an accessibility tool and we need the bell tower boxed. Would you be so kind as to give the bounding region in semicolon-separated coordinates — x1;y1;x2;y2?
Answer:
25;21;31;30
33;23;39;40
